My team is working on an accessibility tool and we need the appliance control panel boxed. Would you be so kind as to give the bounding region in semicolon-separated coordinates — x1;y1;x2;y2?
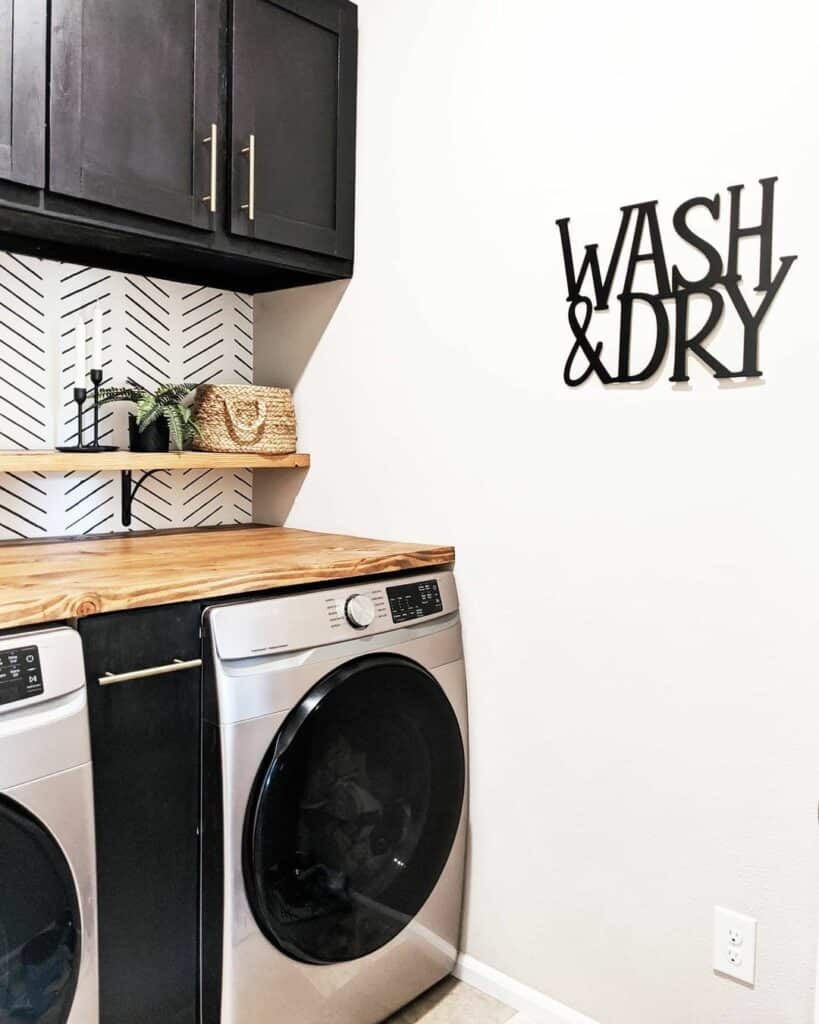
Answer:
210;572;459;661
0;645;43;707
387;580;443;623
325;588;390;631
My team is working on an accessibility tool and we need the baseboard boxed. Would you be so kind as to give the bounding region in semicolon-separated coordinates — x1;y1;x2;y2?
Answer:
454;953;600;1024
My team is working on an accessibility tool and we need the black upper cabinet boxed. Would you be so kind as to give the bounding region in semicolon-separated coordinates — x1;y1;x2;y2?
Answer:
0;0;46;187
50;0;221;230
0;0;356;292
231;0;357;259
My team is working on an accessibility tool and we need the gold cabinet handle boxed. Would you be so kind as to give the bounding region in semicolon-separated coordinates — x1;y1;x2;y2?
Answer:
99;658;203;687
202;123;217;213
241;134;255;221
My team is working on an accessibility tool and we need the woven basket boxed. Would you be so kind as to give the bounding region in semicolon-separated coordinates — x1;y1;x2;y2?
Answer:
192;384;297;454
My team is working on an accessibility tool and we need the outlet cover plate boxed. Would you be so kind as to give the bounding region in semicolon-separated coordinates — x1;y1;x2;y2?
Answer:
714;906;757;985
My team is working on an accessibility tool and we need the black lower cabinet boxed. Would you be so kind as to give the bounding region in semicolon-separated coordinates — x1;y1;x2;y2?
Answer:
78;602;202;1024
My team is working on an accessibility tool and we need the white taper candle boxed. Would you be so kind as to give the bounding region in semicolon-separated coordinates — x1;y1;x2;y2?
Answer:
91;304;104;371
73;317;87;390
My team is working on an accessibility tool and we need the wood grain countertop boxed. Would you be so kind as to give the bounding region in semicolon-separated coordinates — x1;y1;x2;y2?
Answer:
0;526;456;630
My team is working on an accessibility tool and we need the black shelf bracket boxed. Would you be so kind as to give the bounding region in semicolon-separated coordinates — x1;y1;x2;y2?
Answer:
121;469;161;527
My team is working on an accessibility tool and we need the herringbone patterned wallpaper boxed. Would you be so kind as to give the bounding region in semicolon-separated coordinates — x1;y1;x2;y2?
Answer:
0;254;254;540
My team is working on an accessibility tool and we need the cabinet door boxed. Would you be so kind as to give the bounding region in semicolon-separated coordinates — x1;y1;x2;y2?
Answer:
0;0;46;187
231;0;357;258
50;0;220;229
79;602;202;1024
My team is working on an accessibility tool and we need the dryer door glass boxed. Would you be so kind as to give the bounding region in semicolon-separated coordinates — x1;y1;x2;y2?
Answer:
0;795;81;1022
244;653;466;965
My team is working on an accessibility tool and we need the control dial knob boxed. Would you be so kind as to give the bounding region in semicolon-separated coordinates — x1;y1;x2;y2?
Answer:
345;594;376;629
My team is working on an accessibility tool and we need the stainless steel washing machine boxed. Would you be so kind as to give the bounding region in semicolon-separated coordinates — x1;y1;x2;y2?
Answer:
201;570;467;1024
0;626;99;1023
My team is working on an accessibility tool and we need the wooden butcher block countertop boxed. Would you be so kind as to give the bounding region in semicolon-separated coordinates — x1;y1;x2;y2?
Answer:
0;526;456;630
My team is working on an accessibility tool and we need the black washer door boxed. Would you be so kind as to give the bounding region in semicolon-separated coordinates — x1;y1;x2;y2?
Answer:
243;654;466;965
0;795;81;1022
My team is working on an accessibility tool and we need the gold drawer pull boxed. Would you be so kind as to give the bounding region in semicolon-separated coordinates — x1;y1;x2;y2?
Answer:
202;123;218;213
241;134;256;221
99;658;202;687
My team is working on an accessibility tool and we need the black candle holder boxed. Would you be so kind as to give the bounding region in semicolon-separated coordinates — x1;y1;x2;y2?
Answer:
56;376;120;453
57;387;89;452
83;368;119;453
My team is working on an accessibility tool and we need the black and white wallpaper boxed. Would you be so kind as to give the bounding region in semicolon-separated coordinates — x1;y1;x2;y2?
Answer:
0;252;254;540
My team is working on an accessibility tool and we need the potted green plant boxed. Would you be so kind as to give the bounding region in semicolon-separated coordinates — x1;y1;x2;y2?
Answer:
99;380;200;452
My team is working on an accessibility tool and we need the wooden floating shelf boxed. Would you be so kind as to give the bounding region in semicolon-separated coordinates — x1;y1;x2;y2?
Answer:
0;450;311;473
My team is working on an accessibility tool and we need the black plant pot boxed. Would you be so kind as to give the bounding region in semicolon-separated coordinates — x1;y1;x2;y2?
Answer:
128;414;169;452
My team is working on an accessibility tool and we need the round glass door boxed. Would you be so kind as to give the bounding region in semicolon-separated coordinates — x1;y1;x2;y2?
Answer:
243;654;466;965
0;795;81;1022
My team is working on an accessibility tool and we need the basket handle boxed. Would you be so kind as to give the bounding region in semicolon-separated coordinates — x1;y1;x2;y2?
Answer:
221;397;267;440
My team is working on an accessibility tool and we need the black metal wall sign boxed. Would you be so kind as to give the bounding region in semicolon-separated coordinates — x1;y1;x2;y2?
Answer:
557;177;798;387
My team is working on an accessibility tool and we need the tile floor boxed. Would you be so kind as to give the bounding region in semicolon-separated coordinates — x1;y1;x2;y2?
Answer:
383;977;525;1023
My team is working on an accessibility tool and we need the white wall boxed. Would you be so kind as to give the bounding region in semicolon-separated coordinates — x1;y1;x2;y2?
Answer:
254;2;819;1021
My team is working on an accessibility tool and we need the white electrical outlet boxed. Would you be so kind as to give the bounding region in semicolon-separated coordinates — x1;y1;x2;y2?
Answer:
713;906;757;984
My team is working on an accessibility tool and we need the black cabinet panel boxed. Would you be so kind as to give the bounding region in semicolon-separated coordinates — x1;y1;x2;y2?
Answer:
50;0;220;229
0;198;350;292
79;602;202;1024
0;0;46;187
231;0;357;258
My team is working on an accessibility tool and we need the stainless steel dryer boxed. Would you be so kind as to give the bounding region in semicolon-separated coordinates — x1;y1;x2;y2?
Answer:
202;570;467;1024
0;626;99;1023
